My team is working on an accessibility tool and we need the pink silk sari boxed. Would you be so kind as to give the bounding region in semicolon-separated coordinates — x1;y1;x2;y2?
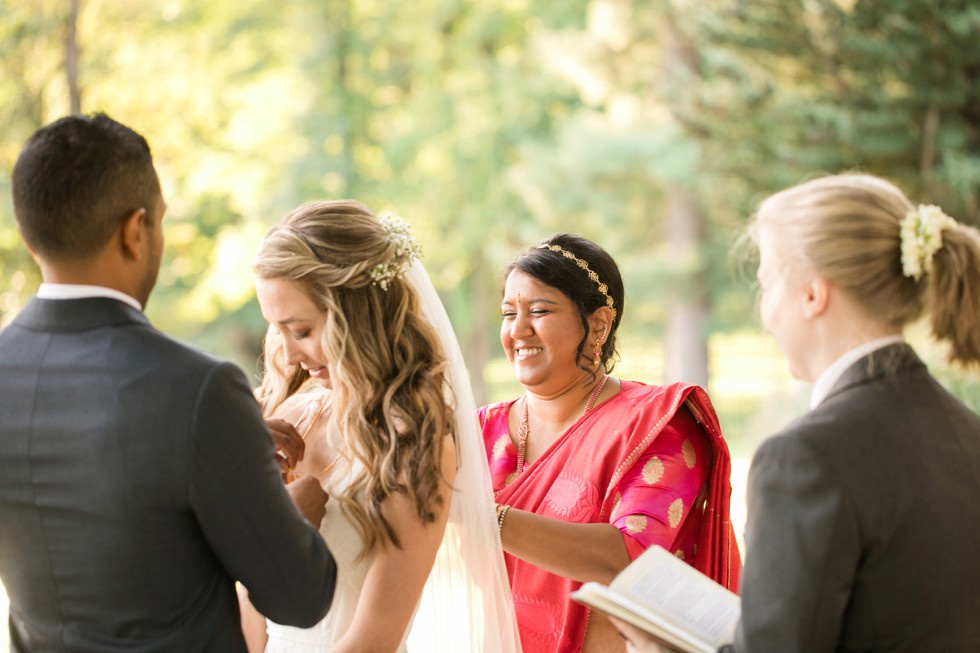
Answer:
480;380;741;653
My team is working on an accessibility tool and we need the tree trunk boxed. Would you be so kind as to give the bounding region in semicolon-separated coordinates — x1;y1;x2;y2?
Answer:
464;252;491;407
65;0;82;114
663;186;709;387
659;16;710;388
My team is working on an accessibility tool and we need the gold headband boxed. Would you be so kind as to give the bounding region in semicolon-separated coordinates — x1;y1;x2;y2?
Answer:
536;243;617;319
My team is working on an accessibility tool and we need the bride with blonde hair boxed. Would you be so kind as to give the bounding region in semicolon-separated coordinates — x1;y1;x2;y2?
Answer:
240;199;521;652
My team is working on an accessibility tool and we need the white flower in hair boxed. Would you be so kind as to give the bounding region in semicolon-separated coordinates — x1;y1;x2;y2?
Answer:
368;213;422;290
899;204;957;281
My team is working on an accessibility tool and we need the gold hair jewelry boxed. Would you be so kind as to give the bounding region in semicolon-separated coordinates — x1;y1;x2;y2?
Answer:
515;374;608;475
536;243;617;319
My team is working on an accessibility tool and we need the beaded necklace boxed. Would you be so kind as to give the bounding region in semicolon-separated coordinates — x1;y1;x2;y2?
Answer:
514;374;608;475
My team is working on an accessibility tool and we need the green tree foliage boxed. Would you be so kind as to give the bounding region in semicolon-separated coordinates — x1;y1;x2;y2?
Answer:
0;0;309;362
655;0;980;413
660;0;980;223
0;0;975;414
268;0;591;398
0;1;62;326
0;0;592;397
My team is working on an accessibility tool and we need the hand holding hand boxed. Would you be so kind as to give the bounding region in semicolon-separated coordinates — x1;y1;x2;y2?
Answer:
285;475;329;527
266;418;305;475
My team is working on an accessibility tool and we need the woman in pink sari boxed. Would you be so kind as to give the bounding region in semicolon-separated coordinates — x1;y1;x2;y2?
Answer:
481;234;741;653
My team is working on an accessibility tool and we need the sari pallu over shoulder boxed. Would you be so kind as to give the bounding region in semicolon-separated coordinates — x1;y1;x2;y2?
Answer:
482;381;740;652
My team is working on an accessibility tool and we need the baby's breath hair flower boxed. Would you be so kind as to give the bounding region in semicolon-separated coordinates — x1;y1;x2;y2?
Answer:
368;213;422;290
899;204;958;282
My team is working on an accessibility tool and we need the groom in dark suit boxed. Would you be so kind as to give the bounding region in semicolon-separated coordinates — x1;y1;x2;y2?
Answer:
0;114;336;652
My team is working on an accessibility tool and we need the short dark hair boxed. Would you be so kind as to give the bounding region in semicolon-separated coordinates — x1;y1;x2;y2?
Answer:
506;233;625;372
12;113;159;259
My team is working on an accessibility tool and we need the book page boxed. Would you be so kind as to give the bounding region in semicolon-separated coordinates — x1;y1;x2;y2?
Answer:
572;583;713;653
609;546;740;646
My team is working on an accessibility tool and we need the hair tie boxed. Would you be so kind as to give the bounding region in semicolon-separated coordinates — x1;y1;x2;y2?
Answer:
900;204;957;281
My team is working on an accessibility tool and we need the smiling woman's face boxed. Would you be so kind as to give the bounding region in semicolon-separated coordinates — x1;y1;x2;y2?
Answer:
500;269;590;396
256;277;331;387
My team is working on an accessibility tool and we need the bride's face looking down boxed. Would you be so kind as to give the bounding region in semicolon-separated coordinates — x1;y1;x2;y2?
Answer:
256;276;332;388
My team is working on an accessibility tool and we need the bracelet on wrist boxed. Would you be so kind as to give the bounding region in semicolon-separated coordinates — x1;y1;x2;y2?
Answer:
496;504;511;533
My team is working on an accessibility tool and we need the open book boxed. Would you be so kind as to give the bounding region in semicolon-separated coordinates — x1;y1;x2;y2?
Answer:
571;546;740;653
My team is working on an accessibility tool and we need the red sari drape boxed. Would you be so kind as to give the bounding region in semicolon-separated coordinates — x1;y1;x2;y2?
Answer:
480;381;741;653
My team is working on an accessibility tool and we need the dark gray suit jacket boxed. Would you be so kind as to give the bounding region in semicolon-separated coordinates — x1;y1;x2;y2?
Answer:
722;344;980;652
0;297;336;652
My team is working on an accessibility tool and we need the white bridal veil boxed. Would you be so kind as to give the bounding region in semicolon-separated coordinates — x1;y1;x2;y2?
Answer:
403;261;523;653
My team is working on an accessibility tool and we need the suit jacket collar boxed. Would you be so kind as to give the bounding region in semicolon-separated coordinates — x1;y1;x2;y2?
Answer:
13;296;151;333
823;342;925;404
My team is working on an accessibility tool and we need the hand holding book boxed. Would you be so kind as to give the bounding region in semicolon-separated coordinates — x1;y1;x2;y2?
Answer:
610;616;681;653
571;545;739;653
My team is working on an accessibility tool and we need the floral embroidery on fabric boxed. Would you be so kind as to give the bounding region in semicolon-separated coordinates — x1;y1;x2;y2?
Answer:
682;439;696;468
544;471;595;520
625;514;648;534
642;456;665;484
492;433;509;460
512;594;563;644
668;498;684;528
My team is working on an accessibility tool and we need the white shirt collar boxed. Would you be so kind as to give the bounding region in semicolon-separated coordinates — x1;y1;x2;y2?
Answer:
810;335;905;409
36;283;143;312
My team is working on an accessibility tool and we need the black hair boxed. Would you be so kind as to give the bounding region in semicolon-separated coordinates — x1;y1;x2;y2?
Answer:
12;113;159;259
505;233;624;374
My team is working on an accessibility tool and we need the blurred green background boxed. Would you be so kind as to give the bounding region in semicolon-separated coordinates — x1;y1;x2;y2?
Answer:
1;1;979;643
2;0;978;454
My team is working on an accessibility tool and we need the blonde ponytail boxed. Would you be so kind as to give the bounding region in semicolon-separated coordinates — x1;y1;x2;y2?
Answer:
927;224;980;365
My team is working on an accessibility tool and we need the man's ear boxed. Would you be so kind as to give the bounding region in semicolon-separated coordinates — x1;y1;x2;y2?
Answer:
119;208;147;261
802;276;831;319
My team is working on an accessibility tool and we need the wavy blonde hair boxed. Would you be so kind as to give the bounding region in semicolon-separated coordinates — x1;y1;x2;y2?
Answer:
254;199;454;557
749;173;980;366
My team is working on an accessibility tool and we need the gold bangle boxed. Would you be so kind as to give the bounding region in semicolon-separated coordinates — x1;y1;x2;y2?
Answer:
497;504;511;533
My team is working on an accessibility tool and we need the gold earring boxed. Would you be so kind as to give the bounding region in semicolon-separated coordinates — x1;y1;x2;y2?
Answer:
593;324;607;366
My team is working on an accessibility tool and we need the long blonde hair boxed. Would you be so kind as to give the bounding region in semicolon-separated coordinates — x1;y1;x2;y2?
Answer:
254;199;453;556
749;173;980;365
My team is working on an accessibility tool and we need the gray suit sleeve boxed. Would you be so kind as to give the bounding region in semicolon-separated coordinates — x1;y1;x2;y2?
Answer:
188;362;336;627
730;433;858;653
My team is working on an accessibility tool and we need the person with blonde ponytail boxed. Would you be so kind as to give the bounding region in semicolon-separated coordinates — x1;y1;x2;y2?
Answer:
239;200;521;652
614;173;980;652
